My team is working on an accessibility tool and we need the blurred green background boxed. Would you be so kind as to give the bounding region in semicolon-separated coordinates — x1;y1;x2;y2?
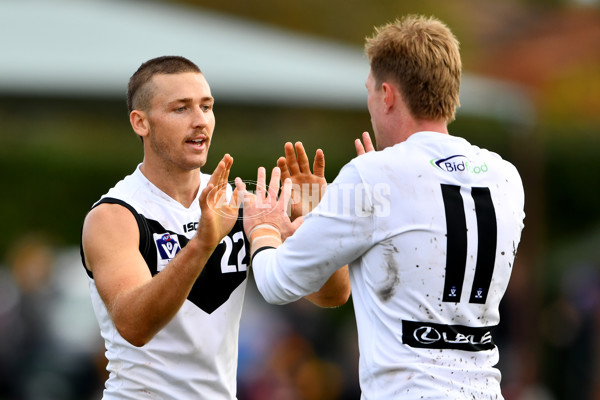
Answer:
1;0;600;399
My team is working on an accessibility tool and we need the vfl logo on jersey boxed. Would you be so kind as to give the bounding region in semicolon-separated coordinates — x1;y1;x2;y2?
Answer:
430;155;488;174
402;320;496;352
154;233;182;271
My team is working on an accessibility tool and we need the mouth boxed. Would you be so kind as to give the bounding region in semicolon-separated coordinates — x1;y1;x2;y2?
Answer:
186;137;208;150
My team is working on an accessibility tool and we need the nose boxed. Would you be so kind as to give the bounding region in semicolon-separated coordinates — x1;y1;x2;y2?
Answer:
192;105;209;128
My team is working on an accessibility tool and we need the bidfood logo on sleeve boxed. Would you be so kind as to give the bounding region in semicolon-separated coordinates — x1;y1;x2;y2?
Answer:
430;155;488;174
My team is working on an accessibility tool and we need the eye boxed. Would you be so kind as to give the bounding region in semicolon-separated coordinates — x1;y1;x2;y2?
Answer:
174;106;187;113
201;104;213;112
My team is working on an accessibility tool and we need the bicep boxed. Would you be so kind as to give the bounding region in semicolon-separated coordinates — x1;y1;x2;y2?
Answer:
82;204;152;314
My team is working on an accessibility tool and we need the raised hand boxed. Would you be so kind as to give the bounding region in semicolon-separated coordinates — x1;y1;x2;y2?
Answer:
235;167;302;253
276;142;327;221
195;154;240;251
355;131;375;156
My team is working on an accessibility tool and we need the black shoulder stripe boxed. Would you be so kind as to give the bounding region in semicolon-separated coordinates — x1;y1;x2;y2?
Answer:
80;241;93;278
80;197;152;279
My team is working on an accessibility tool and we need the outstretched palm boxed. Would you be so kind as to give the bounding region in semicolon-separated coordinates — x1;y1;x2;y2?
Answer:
277;142;327;221
197;154;240;250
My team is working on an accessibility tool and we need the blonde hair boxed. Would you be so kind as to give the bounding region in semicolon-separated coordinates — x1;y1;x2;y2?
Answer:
365;15;461;122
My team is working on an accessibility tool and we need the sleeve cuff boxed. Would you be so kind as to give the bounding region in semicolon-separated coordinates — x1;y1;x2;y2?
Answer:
250;245;276;266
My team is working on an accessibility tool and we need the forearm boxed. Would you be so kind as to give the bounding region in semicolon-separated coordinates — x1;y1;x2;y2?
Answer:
252;247;307;305
110;238;216;346
251;215;358;306
253;245;350;306
251;169;374;307
305;266;350;308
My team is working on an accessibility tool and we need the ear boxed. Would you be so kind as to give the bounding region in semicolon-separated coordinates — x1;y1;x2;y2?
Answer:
130;110;150;139
381;82;396;112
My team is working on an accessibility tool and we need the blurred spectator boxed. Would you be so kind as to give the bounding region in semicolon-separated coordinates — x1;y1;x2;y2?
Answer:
237;278;360;400
539;263;600;400
0;234;104;400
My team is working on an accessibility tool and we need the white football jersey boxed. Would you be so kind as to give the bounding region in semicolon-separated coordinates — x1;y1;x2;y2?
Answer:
82;165;249;400
252;131;525;399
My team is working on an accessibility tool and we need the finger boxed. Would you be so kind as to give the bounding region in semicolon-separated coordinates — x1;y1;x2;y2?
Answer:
362;132;375;152
229;187;241;211
312;148;325;178
224;153;233;172
277;157;291;182
218;154;233;189
284;142;300;176
279;156;301;203
294;141;310;174
279;177;293;214
267;167;281;201
214;156;232;205
256;167;267;200
205;164;225;205
209;154;232;193
234;177;248;207
236;177;259;218
355;138;365;156
234;176;247;193
208;157;226;187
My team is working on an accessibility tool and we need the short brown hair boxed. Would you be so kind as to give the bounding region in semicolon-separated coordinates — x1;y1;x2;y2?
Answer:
127;56;202;113
365;15;461;122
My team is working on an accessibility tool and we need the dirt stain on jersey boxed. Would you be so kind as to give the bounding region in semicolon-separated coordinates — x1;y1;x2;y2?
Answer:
378;240;400;302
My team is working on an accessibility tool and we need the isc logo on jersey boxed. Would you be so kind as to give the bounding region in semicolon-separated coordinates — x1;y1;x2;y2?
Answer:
154;233;181;271
431;155;488;174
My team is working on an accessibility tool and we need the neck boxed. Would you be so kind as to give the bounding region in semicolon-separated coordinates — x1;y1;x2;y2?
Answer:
139;161;201;208
379;117;448;150
409;119;449;136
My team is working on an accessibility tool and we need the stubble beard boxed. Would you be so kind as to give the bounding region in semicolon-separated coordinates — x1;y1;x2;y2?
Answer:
147;126;209;173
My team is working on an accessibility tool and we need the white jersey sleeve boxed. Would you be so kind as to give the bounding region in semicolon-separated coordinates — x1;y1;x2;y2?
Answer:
252;162;375;304
251;131;525;399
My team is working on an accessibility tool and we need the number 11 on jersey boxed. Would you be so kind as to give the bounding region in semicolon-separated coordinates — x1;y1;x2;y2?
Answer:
440;184;497;304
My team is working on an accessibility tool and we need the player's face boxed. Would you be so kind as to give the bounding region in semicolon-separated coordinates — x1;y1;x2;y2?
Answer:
145;72;215;171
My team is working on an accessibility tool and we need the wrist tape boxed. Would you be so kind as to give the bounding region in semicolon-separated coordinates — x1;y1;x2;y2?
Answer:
248;224;282;258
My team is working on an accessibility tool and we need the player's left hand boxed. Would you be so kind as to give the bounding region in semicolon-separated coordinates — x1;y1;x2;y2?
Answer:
196;154;240;250
355;131;375;156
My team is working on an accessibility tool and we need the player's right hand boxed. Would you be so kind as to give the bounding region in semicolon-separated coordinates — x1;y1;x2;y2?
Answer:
277;141;327;221
196;154;240;251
